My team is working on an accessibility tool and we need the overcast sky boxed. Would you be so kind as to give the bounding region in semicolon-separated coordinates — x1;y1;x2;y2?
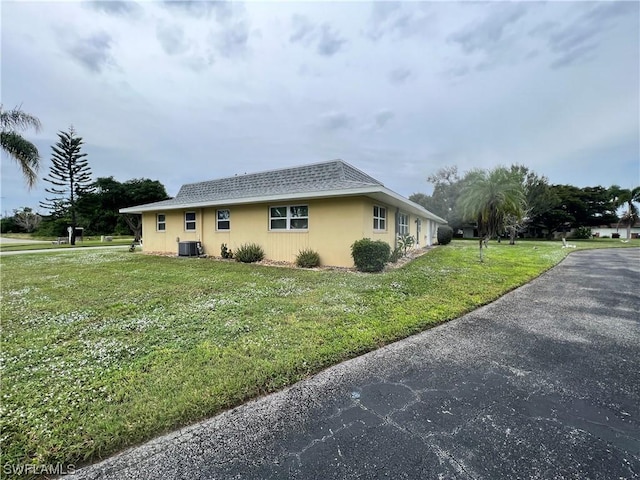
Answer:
2;0;638;215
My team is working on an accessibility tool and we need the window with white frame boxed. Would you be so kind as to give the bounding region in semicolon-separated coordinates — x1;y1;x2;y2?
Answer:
373;206;386;230
157;213;166;231
269;205;308;230
217;209;230;230
398;213;409;236
185;211;196;231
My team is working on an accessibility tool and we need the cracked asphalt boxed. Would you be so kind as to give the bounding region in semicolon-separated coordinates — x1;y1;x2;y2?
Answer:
70;248;640;480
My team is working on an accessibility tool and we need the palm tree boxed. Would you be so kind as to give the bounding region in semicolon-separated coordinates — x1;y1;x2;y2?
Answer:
0;105;42;188
612;186;640;240
458;167;526;261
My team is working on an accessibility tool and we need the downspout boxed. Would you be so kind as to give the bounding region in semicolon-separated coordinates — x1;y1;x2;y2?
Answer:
197;208;204;255
395;207;400;249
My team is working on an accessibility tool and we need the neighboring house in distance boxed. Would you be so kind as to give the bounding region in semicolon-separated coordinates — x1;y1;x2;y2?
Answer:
120;160;447;267
590;221;640;239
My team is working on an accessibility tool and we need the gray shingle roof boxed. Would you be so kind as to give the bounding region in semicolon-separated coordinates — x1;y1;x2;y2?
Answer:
174;159;382;203
120;159;446;224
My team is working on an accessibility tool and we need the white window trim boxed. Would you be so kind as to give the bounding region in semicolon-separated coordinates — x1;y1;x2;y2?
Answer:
157;213;166;232
185;211;197;231
373;205;387;231
216;209;230;231
269;205;309;231
398;212;409;236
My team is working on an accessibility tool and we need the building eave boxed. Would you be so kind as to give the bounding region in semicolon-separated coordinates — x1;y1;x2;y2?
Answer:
120;186;447;224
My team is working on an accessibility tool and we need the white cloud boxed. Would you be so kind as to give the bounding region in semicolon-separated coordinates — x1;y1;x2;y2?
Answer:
1;1;638;214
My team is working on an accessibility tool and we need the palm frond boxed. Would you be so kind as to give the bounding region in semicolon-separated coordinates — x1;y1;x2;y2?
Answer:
0;131;40;188
0;105;42;133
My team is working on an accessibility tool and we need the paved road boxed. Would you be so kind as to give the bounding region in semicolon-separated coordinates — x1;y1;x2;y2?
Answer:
71;248;640;480
0;236;131;256
0;245;129;256
0;236;51;244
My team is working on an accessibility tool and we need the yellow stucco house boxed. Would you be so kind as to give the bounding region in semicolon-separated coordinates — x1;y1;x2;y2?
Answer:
120;160;447;267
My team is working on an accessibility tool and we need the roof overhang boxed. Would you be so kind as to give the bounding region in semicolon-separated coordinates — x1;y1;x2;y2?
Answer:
120;186;447;224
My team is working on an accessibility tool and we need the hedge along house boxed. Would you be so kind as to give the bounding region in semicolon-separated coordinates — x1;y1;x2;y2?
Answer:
120;160;447;268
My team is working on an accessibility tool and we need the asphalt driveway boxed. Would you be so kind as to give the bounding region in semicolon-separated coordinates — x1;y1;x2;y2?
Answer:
70;248;640;480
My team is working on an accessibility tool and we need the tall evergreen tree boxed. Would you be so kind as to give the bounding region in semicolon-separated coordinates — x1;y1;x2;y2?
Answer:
0;105;42;188
40;126;94;245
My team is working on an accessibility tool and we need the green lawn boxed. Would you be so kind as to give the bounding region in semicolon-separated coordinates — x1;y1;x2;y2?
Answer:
0;239;637;473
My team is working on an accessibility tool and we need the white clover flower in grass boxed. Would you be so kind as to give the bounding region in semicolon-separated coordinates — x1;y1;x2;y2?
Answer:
6;287;32;296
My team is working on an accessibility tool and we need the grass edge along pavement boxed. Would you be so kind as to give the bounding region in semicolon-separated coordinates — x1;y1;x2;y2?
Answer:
0;239;637;476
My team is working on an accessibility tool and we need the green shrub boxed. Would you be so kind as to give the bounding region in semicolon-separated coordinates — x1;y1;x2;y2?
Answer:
220;243;233;259
296;249;320;268
573;226;592;239
351;238;390;272
389;246;403;263
234;243;265;263
437;225;453;245
397;234;415;255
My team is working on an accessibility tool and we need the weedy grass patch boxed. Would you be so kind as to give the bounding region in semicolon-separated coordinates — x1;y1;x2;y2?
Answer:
1;239;636;475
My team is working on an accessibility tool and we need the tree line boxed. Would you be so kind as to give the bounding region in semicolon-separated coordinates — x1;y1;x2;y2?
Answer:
410;165;639;256
2;106;638;250
1;106;168;244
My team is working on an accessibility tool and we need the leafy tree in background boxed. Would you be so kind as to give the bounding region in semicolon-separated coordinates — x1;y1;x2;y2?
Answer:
0;213;25;233
413;164;627;241
76;177;122;235
582;186;618;225
611;185;640;239
40;126;94;245
119;178;169;241
535;185;619;237
76;177;169;238
509;165;558;240
0;105;41;188
457;167;526;261
535;185;583;236
410;166;464;231
13;207;42;233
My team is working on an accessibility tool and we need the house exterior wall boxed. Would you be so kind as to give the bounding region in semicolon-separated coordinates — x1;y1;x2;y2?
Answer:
139;196;437;267
582;227;640;239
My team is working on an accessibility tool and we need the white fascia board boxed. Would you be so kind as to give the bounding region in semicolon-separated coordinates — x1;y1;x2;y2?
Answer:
119;186;447;224
119;187;381;214
372;188;448;224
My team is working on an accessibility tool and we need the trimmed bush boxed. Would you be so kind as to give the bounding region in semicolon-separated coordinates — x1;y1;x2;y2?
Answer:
437;225;453;245
296;249;320;268
234;243;265;263
573;226;591;239
351;238;391;272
